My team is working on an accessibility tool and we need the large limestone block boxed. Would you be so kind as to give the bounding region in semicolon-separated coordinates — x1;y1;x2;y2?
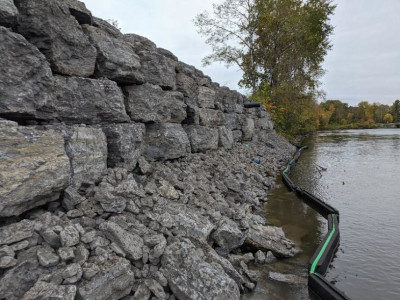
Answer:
199;108;225;126
124;83;186;123
137;52;177;90
218;126;234;150
65;127;107;186
245;224;298;258
144;123;191;161
0;0;18;27
197;86;216;108
0;27;55;121
161;239;240;300
215;87;244;113
242;118;255;141
102;123;145;171
184;125;219;153
123;33;157;53
82;24;143;84
23;281;76;300
15;0;96;77
53;76;130;124
176;72;197;99
0;120;70;217
78;254;134;300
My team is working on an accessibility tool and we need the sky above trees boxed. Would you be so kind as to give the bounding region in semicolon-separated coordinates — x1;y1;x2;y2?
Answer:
81;0;400;105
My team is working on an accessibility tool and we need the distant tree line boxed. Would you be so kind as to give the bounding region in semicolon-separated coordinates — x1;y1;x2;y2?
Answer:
318;99;400;130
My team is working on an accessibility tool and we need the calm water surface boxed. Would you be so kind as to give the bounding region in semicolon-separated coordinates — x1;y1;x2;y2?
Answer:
244;129;400;300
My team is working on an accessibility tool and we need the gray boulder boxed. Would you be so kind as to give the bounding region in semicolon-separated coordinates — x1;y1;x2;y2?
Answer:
184;125;219;153
144;123;191;161
0;220;34;246
199;108;225;126
218;126;234;150
99;221;144;261
212;218;246;251
64;0;92;25
176;72;197;98
0;121;70;217
161;239;240;300
268;272;307;285
82;24;143;84
245;224;298;258
15;0;96;77
53;76;130;124
77;254;134;300
65;127;108;186
60;225;80;247
215;87;244;113
102;123;145;171
124;33;157;53
36;247;60;267
23;281;77;300
197;86;215;108
124;83;186;123
137;51;177;89
242;118;255;141
0;0;18;27
0;27;55;121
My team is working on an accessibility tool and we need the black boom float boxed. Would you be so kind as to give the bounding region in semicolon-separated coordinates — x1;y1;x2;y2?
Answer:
282;147;351;300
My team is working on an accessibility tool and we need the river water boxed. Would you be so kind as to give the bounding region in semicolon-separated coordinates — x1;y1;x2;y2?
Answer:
244;129;400;300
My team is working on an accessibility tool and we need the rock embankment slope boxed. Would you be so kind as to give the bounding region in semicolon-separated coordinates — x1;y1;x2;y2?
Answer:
0;1;296;299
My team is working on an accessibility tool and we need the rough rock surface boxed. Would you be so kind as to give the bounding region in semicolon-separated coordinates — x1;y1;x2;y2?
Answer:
0;4;299;300
102;123;145;171
0;121;70;216
161;239;241;300
15;0;96;77
53;76;130;124
144;123;191;161
0;0;18;27
83;24;143;84
0;27;55;121
124;83;186;123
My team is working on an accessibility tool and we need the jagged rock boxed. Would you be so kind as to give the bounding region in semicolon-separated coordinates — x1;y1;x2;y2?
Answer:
124;33;157;53
176;72;197;98
53;76;130;124
184;125;219;153
0;256;17;269
15;0;96;77
58;247;75;261
268;272;307;285
0;0;18;27
254;250;266;264
23;281;77;300
232;130;243;142
63;126;108;186
161;239;240;300
62;263;83;284
82;262;100;280
60;225;80;247
0;220;34;245
255;116;274;131
0;122;70;217
183;97;200;125
83;24;143;84
157;180;180;200
64;0;92;25
0;246;14;258
77;254;134;300
218;126;234;150
215;87;244;113
62;186;86;211
137;51;177;90
197;86;215;108
74;245;89;265
132;283;151;300
138;156;152;175
40;228;61;248
102;123;145;171
124;83;186;123
157;47;178;61
242;118;255;141
37;247;60;267
145;279;166;299
0;27;55;121
199;108;225;126
99;221;144;261
245;224;298;258
144;123;191;161
212;218;246;251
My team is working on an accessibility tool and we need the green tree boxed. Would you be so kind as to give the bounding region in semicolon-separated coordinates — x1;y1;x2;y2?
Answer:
383;113;394;123
391;100;400;123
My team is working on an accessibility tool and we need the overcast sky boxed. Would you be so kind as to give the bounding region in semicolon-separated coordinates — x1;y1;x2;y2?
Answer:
81;0;400;106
